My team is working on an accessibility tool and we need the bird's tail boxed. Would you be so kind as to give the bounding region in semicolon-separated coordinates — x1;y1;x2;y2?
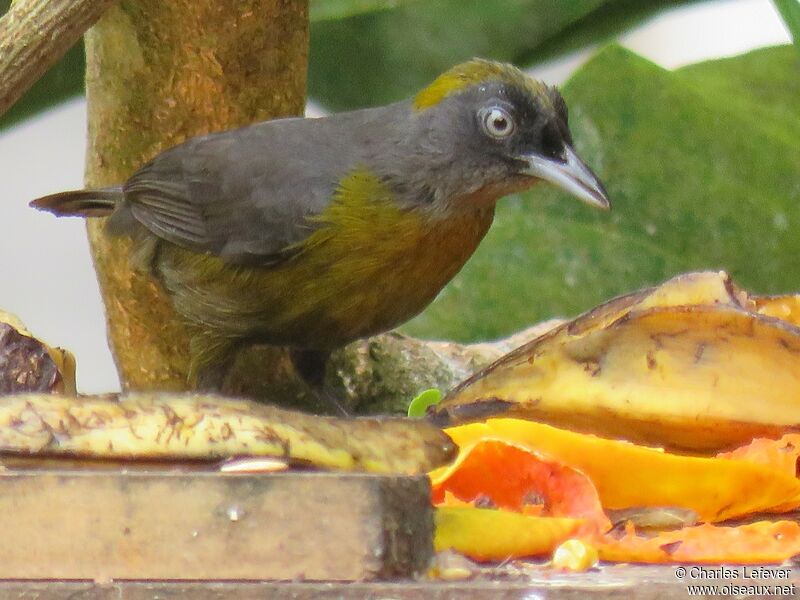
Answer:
30;187;123;217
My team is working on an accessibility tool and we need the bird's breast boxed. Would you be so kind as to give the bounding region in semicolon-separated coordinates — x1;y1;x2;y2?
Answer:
282;170;495;342
159;169;495;348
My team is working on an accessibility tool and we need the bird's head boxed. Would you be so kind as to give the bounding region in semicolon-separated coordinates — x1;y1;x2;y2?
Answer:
390;58;610;212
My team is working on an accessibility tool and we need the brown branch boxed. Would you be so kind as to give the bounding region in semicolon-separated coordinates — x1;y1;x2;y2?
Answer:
84;0;309;394
0;0;116;118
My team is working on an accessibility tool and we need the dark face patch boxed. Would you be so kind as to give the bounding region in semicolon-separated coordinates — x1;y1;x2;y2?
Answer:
435;80;573;180
549;87;569;126
383;72;580;209
539;120;570;160
399;58;589;199
489;83;571;163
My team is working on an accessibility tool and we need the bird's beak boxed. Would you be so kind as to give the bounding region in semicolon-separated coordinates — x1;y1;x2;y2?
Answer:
522;145;610;209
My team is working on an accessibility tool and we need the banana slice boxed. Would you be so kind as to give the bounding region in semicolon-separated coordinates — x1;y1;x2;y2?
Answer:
432;271;800;452
0;392;456;474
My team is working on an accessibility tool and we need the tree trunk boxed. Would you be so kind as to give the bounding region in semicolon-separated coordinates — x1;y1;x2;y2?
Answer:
83;0;308;391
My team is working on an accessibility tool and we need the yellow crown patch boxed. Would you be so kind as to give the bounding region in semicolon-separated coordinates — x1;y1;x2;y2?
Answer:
414;59;549;111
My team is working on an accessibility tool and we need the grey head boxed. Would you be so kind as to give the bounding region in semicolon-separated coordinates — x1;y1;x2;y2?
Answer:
371;58;610;213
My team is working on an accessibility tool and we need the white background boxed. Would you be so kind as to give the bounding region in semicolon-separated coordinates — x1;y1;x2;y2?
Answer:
0;0;791;393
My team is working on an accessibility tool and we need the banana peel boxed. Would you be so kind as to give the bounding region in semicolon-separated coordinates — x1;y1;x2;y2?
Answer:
754;294;800;326
430;271;800;452
434;506;584;561
0;311;76;395
0;392;455;474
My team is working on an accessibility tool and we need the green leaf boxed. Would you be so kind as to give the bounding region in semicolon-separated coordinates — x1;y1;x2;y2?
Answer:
309;0;609;110
310;0;421;22
518;0;702;66
308;0;703;110
773;0;800;49
407;388;443;418
403;44;800;342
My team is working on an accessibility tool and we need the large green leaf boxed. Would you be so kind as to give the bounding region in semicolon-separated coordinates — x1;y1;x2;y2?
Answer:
310;0;622;110
773;0;800;49
403;44;800;342
517;0;701;66
308;0;702;111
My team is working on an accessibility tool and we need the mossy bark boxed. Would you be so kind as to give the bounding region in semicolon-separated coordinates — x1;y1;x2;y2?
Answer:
83;0;308;391
226;323;560;415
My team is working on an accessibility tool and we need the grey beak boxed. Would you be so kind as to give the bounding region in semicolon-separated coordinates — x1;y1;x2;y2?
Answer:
523;145;610;209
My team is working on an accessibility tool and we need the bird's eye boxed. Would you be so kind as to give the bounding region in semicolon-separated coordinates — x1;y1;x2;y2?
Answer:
479;106;515;139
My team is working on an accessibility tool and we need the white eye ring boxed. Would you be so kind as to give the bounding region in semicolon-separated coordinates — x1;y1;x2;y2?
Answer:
479;106;515;139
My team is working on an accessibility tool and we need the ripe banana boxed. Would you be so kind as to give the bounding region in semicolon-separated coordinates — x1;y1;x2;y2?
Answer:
0;392;456;474
431;271;800;452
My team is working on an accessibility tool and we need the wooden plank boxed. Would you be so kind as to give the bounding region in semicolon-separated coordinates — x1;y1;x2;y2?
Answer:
0;564;797;600
0;469;432;581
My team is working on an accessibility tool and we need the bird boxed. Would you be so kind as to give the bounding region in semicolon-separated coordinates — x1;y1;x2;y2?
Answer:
31;58;610;411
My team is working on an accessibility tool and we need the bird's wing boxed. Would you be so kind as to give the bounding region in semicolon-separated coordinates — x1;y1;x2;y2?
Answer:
119;117;357;266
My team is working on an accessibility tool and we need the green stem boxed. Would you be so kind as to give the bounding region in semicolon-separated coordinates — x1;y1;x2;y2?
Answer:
773;0;800;51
